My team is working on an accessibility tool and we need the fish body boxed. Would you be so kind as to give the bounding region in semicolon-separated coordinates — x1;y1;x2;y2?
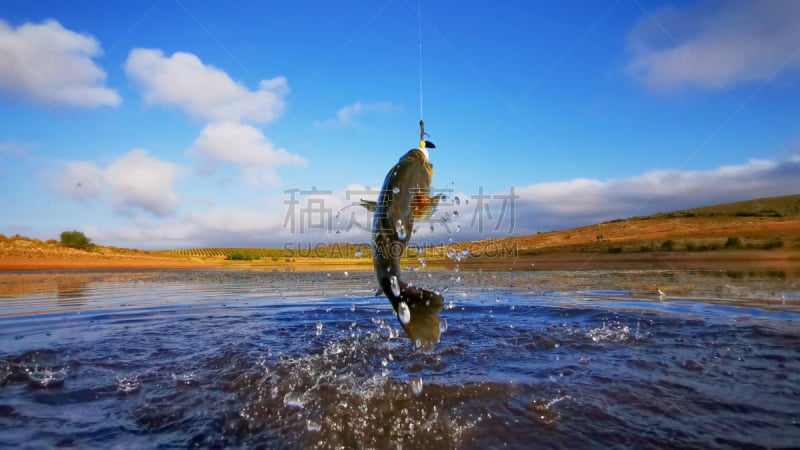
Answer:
367;146;444;347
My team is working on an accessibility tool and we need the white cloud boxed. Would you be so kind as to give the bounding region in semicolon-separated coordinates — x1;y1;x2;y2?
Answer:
54;161;105;200
0;139;35;156
626;0;800;91
188;122;306;185
85;185;378;249
313;101;400;129
0;19;119;107
51;149;182;217
510;155;800;233
67;154;800;249
125;48;288;123
104;149;182;216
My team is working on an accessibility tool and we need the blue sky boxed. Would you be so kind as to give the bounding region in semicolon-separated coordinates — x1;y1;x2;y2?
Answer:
1;0;799;249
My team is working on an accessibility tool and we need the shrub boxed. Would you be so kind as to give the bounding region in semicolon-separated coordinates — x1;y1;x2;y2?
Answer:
607;246;623;254
724;237;742;249
659;240;674;251
763;239;784;250
685;242;696;251
60;230;93;250
228;251;257;261
0;233;6;242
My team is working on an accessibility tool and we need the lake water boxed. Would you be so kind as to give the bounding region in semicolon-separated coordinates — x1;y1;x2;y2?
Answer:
1;268;799;449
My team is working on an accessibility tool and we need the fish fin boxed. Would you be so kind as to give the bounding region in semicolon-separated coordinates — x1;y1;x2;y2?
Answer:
360;199;378;212
412;193;443;221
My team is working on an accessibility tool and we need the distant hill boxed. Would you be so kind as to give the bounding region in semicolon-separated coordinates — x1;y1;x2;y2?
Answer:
645;194;800;220
451;194;800;257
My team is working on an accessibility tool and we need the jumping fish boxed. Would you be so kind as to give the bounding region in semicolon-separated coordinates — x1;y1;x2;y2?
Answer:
362;121;444;349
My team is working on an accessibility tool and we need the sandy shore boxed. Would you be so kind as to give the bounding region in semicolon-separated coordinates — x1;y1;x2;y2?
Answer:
1;249;797;273
0;255;209;271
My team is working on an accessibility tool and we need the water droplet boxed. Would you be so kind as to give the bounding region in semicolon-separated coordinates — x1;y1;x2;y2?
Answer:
418;257;427;269
335;230;341;236
446;248;456;260
392;187;400;194
284;392;305;408
354;250;363;258
441;212;451;223
381;358;389;367
307;420;321;432
454;196;461;205
172;372;198;386
316;321;323;336
429;224;434;233
390;275;401;297
350;303;356;312
456;225;462;232
453;210;459;218
397;301;411;324
396;220;407;240
462;249;469;258
343;271;349;277
447;300;455;310
439;318;448;333
410;378;423;395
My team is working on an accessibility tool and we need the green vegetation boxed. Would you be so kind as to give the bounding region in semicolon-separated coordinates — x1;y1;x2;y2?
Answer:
762;238;784;250
227;251;259;261
60;230;93;250
724;236;743;249
659;240;674;251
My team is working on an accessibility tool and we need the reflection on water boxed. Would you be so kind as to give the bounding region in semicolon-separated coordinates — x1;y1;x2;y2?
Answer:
0;269;799;448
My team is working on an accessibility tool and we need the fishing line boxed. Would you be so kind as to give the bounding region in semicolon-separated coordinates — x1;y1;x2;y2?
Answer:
417;0;424;121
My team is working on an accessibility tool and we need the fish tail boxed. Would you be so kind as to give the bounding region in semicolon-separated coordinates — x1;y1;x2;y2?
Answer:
379;273;444;348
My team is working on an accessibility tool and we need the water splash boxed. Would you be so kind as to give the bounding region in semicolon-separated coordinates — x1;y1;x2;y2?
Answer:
117;376;140;394
26;366;67;388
